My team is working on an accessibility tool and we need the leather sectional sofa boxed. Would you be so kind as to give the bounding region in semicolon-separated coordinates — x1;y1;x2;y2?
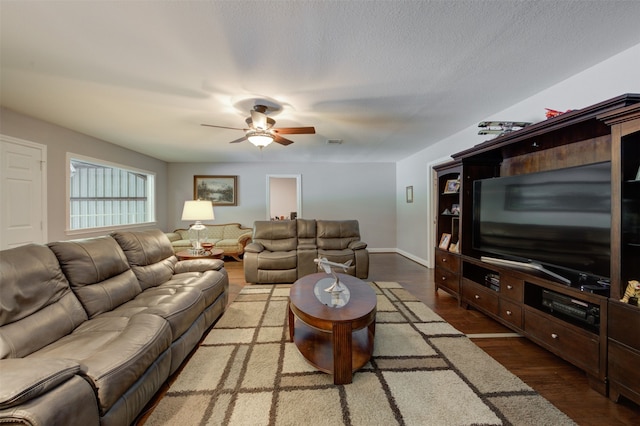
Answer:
165;223;252;260
244;219;369;284
0;229;228;426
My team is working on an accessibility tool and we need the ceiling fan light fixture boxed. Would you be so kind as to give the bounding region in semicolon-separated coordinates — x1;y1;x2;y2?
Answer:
247;131;274;148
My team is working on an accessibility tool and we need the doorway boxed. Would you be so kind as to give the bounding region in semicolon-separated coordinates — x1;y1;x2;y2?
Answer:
266;174;301;220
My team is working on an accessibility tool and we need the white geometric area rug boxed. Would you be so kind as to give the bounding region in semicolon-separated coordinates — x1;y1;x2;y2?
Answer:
144;282;575;426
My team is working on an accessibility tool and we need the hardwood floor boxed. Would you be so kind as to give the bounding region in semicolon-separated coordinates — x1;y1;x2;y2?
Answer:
139;253;639;425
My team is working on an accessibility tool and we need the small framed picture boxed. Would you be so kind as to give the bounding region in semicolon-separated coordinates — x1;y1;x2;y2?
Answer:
635;165;640;181
439;233;451;250
449;242;459;253
444;179;460;194
406;186;414;203
451;204;460;215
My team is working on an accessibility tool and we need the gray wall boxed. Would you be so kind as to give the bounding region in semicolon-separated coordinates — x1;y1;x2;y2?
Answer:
0;107;169;242
168;162;396;250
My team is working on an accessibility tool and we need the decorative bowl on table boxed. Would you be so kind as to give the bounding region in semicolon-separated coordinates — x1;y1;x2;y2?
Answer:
201;242;214;254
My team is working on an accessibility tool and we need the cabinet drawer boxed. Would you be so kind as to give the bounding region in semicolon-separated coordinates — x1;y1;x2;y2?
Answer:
499;299;523;329
608;340;640;405
435;250;460;273
608;301;640;350
435;266;459;294
524;307;599;374
499;275;523;302
462;280;499;315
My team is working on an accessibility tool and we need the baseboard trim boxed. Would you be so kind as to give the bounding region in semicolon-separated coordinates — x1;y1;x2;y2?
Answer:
368;248;430;268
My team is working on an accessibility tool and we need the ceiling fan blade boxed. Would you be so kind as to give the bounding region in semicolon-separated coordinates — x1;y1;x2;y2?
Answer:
273;133;294;146
272;127;316;135
201;123;248;131
229;136;248;144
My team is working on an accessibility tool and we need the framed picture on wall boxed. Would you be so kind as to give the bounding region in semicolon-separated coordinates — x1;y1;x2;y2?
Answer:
193;175;237;206
406;186;414;203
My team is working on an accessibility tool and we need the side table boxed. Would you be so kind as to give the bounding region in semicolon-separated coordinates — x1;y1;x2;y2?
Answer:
288;272;377;384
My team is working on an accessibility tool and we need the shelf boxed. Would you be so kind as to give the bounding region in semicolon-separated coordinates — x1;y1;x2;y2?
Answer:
523;282;601;334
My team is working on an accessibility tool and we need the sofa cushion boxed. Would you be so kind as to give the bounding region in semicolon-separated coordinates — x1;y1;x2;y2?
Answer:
214;238;243;251
111;230;178;290
316;220;362;250
0;244;88;358
168;270;228;306
252;220;297;251
256;250;298;270
48;236;142;318
104;286;206;341
29;313;172;415
222;224;252;240
297;218;317;248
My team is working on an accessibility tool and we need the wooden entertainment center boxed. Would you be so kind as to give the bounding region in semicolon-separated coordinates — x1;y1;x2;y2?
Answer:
434;94;640;403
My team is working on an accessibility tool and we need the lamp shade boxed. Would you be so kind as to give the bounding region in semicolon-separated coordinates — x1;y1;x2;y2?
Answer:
247;131;274;147
181;200;214;221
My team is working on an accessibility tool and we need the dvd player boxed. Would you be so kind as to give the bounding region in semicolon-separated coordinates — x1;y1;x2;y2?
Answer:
541;290;600;326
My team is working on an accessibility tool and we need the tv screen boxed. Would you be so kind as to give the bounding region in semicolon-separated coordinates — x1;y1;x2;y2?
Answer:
473;161;611;280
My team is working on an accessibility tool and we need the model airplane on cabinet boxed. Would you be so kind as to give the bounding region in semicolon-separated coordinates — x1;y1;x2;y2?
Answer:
478;121;531;136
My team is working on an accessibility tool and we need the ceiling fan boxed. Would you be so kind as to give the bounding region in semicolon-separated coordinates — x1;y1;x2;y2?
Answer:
201;105;316;148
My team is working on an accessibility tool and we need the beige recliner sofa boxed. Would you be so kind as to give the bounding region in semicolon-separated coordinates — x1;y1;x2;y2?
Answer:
165;223;252;260
0;229;228;426
243;219;369;284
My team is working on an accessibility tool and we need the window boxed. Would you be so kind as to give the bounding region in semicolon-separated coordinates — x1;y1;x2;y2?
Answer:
68;155;155;231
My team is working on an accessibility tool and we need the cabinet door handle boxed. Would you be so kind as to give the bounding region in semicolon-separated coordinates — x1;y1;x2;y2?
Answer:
507;285;513;290
506;310;512;316
442;258;447;262
551;333;558;339
441;276;446;281
474;294;480;299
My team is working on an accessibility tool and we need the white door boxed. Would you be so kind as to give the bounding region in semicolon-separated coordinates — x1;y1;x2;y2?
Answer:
0;136;47;249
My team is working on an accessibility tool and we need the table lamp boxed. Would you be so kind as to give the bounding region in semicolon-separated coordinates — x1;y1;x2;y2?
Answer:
181;200;214;254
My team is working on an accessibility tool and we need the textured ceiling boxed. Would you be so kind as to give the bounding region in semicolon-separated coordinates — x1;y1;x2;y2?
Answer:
2;1;640;163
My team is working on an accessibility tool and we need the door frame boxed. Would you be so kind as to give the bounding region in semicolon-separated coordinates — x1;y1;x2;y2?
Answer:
266;174;301;220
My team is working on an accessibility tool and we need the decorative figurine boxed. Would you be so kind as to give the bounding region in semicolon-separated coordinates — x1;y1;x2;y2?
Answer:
314;257;352;293
478;121;531;136
621;280;640;306
545;108;573;119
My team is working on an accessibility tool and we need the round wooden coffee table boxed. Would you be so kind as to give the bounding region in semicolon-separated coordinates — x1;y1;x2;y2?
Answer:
288;272;377;384
175;248;224;260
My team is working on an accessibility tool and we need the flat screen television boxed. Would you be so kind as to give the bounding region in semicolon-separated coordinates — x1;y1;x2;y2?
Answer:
472;161;611;284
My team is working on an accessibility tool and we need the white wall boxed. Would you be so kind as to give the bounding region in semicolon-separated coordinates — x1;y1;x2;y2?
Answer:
168;162;396;250
0;107;169;242
396;43;640;267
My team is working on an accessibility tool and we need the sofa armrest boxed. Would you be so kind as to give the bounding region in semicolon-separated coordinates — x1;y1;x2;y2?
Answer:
238;233;252;245
244;242;265;253
0;358;81;409
165;232;182;243
348;241;368;250
175;258;224;274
